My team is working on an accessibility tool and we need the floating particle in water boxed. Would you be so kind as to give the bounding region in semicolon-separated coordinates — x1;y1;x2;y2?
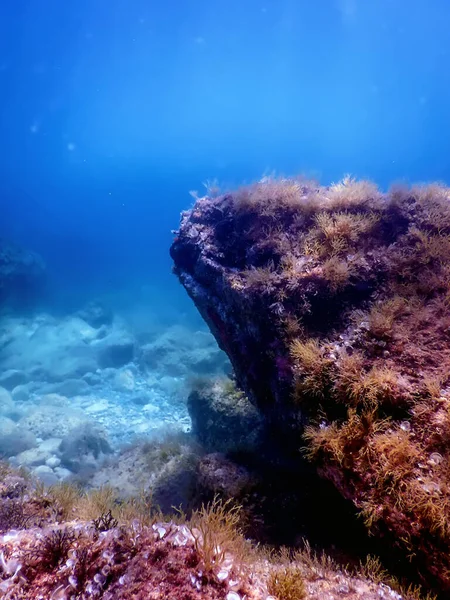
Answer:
30;123;39;134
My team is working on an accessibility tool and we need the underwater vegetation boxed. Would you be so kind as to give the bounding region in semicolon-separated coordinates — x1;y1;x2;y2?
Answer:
0;461;436;599
171;175;450;593
2;174;450;597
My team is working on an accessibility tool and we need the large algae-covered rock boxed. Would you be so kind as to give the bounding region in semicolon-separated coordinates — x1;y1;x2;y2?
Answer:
171;176;450;591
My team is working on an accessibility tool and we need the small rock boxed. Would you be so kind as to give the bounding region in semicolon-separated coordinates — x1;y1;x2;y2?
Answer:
0;386;15;417
0;416;16;436
46;456;61;468
19;405;89;438
130;393;152;406
114;369;135;391
85;400;109;413
45;378;90;397
16;446;52;467
54;466;73;480
143;403;160;414
187;378;264;453
134;422;151;433
39;437;63;453
59;423;112;472
11;384;30;402
198;453;252;498
100;368;119;380
0;425;37;457
39;394;70;407
82;372;102;386
33;465;59;486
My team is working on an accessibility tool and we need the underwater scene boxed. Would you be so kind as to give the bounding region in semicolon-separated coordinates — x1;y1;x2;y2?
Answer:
2;1;450;598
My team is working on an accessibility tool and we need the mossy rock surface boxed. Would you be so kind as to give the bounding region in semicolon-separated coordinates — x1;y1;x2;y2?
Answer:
187;377;265;454
171;176;450;592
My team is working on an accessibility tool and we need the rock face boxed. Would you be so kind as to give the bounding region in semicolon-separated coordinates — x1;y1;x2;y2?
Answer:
171;176;450;591
0;238;45;306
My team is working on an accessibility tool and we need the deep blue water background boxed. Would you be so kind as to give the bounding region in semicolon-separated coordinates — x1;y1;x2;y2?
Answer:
1;0;450;314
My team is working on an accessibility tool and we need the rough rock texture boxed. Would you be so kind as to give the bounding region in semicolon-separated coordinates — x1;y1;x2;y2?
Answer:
171;176;450;592
0;463;429;600
58;422;112;473
188;378;265;454
0;238;45;307
197;453;254;499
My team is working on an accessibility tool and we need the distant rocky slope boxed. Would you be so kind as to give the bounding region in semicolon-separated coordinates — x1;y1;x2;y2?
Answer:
171;176;450;592
0;238;45;307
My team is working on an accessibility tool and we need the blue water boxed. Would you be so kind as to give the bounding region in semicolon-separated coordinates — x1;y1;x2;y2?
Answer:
1;0;450;310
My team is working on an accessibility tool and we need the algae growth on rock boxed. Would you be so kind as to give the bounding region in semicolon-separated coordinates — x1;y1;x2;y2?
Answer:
171;175;450;592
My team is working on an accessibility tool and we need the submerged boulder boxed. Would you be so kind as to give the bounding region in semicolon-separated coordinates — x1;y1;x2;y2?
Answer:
171;176;450;591
0;460;413;600
187;377;265;454
59;422;112;473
